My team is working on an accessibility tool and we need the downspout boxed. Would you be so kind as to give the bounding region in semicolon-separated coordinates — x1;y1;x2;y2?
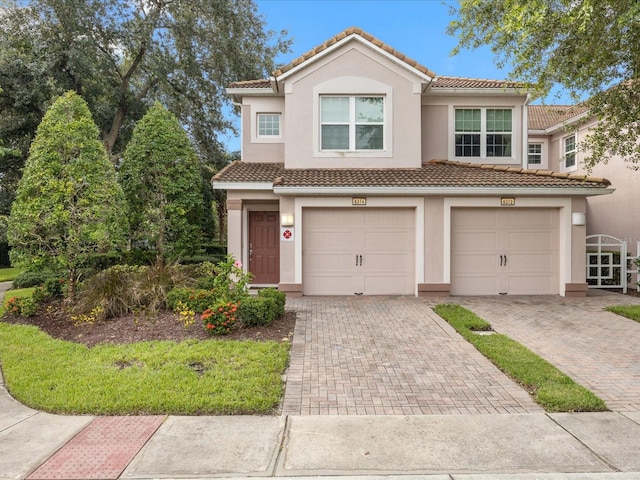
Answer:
522;93;532;168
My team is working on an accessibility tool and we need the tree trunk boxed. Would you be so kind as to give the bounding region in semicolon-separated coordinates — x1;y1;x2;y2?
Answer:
104;105;126;156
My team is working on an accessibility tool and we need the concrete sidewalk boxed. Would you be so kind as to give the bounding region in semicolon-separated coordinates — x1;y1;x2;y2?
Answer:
3;377;640;480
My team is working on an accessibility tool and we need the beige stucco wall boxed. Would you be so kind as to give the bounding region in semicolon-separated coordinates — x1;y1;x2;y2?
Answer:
424;196;445;283
422;94;528;165
421;106;448;161
571;196;588;282
281;43;423;169
241;100;285;163
278;196;296;284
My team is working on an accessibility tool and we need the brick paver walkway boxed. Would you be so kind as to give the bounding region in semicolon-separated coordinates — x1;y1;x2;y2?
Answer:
456;290;640;412
282;296;541;415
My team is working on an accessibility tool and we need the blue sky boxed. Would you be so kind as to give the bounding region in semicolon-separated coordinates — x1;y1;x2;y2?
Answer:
220;0;564;151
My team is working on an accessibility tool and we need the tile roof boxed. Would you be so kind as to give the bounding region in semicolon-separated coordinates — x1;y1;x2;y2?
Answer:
227;79;271;89
273;27;436;78
528;104;590;130
213;161;284;183
433;76;524;90
212;160;610;189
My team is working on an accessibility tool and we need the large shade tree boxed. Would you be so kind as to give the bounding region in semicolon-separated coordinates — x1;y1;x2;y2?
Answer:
7;91;128;300
120;102;204;264
0;0;290;219
449;0;640;169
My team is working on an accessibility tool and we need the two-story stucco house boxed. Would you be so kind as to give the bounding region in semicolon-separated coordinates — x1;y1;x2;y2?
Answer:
528;105;640;251
212;27;611;298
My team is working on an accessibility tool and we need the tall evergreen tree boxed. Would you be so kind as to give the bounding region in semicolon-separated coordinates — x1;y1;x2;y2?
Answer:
7;91;127;300
120;102;204;264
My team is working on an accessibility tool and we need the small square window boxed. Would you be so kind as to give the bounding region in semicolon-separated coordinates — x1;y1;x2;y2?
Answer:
257;113;281;137
528;144;542;165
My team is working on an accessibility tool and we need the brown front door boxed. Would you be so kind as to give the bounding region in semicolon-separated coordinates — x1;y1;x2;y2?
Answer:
248;211;280;284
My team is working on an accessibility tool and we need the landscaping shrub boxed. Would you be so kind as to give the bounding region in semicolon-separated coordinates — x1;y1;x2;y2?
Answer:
238;296;277;327
258;288;286;318
3;295;38;317
13;270;60;289
202;301;238;335
167;287;218;313
74;265;144;320
212;255;253;303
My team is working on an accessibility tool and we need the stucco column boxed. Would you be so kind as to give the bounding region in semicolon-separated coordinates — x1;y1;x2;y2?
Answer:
226;199;243;265
567;197;588;297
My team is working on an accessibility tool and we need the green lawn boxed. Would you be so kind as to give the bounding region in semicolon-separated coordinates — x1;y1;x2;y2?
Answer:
0;268;22;282
0;322;290;415
606;305;640;323
433;304;607;413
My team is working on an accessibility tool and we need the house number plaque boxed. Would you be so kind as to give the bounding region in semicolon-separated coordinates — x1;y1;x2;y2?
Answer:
501;197;516;206
352;197;367;205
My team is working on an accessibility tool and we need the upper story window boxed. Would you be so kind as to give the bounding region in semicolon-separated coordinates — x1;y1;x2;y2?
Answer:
257;113;281;138
455;108;512;158
564;135;576;168
528;143;542;165
320;96;384;151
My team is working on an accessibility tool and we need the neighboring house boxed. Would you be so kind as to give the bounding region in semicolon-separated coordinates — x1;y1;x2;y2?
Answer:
528;105;640;251
212;27;611;297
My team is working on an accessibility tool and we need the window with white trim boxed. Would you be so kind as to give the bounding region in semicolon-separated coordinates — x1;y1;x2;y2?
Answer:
320;96;384;151
257;113;281;137
564;135;576;168
528;143;542;165
455;108;512;158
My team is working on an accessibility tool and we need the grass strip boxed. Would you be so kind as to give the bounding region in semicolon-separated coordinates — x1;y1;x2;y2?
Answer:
0;322;289;415
0;268;22;283
606;305;640;323
433;303;607;412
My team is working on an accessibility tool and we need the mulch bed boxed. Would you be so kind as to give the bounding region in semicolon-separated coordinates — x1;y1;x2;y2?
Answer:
2;300;296;348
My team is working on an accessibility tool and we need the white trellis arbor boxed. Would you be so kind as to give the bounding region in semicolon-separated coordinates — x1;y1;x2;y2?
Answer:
586;234;639;294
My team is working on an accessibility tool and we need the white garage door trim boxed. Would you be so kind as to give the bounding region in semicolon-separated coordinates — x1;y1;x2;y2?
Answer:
443;197;572;296
293;197;425;292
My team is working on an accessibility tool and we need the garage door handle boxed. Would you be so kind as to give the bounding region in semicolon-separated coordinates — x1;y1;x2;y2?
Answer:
500;255;503;266
504;254;507;266
356;255;358;266
359;255;363;266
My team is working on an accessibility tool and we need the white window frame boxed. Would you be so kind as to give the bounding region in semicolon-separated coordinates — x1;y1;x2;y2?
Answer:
257;113;281;138
320;95;385;152
453;107;514;160
527;143;542;166
563;134;577;171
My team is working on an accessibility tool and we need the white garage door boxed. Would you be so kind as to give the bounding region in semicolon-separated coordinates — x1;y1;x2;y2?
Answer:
303;208;415;295
451;208;559;295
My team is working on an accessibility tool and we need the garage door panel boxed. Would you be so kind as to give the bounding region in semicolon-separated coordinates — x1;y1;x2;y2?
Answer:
303;208;415;296
506;231;556;250
451;208;559;295
453;231;499;251
452;253;499;274
363;230;413;250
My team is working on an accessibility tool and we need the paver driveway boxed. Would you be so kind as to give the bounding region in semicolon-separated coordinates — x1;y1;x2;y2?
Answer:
456;290;640;412
282;296;541;415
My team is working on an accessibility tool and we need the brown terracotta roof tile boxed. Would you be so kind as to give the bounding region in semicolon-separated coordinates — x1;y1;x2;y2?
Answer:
212;160;610;189
212;161;284;183
433;76;524;90
273;27;436;78
228;79;271;89
528;104;590;130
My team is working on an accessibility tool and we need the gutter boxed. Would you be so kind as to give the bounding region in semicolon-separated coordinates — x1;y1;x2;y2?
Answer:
272;186;613;197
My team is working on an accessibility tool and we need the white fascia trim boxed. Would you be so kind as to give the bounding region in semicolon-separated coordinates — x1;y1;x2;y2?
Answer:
225;87;279;99
273;186;613;197
276;35;433;84
212;182;273;191
429;87;528;96
544;111;590;134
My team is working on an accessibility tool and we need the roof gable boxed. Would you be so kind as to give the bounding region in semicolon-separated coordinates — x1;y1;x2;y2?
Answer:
273;27;435;83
